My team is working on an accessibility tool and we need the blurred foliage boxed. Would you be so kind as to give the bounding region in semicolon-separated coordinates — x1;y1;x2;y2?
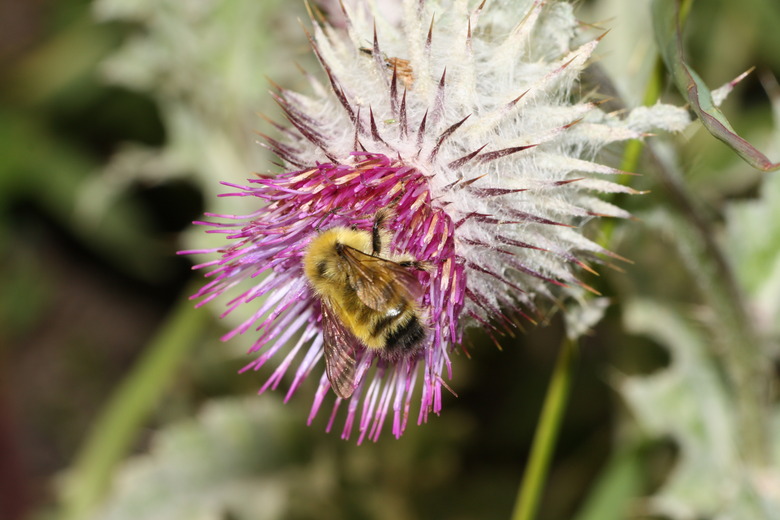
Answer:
89;398;312;520
725;155;780;340
622;299;771;518
1;0;779;520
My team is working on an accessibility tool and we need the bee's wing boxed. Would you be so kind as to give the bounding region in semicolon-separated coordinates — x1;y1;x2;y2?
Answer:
341;246;425;310
320;298;360;399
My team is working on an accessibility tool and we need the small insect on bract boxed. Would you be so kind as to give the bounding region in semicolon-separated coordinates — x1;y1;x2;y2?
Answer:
303;210;427;399
359;47;415;89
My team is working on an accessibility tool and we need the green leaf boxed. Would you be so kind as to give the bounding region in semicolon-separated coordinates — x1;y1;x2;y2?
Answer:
620;300;778;518
86;0;302;202
82;0;307;287
652;0;780;171
88;398;308;520
723;171;780;340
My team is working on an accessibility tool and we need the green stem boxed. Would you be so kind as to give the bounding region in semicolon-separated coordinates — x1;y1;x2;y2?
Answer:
600;55;666;246
511;337;578;520
59;289;208;520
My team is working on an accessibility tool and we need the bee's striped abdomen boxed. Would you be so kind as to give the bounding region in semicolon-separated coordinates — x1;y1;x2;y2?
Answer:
383;314;425;358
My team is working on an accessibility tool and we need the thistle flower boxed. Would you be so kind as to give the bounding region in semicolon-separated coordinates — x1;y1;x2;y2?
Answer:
183;0;687;442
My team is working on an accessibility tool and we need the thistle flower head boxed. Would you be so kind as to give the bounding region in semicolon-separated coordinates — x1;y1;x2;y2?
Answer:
183;0;687;442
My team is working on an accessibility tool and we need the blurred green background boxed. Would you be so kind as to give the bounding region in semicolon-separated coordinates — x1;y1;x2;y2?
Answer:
1;0;779;519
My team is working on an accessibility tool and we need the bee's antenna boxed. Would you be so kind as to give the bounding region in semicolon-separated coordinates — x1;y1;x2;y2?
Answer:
314;207;344;233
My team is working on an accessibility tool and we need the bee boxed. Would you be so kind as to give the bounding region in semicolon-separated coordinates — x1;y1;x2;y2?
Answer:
303;211;427;399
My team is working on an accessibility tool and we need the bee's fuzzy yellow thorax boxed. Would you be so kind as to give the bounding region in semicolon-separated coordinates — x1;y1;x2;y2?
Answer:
303;228;372;295
304;228;369;277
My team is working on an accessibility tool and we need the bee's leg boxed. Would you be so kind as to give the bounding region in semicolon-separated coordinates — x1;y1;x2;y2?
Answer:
399;260;429;271
371;210;388;255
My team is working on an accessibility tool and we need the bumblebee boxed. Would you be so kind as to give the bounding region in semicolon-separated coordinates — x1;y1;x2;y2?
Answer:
303;211;427;398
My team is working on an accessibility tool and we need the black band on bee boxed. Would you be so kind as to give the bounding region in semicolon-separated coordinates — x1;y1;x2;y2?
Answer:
384;315;425;356
371;313;397;337
370;302;407;336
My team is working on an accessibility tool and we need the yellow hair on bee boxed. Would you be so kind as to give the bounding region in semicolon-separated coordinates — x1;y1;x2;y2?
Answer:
304;227;373;281
304;228;377;347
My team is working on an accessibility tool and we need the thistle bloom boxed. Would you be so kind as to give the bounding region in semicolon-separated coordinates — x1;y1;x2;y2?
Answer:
183;0;687;442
